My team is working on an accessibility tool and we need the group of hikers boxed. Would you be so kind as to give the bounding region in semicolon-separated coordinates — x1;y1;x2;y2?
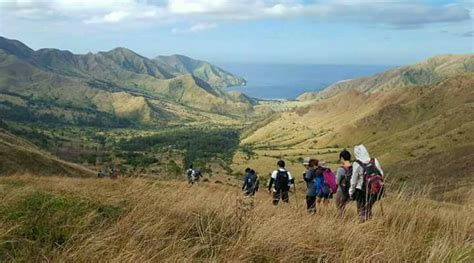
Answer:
97;167;120;179
186;165;203;184
241;144;385;222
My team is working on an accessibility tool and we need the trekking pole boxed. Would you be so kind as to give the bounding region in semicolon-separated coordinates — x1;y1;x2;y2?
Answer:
379;173;388;217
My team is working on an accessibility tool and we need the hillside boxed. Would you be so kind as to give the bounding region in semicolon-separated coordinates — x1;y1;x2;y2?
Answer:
0;129;94;176
155;54;246;88
0;175;471;261
241;74;474;199
298;54;474;100
0;36;254;126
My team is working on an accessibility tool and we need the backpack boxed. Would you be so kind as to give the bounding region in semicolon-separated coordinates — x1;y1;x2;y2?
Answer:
194;170;202;179
245;173;257;190
323;168;337;194
314;173;325;196
275;170;290;191
339;166;353;194
357;159;384;198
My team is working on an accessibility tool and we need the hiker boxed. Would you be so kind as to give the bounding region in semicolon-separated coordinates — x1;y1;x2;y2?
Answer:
268;160;293;205
349;145;385;222
111;169;120;179
335;149;352;217
242;168;259;196
98;169;105;178
302;158;318;213
316;161;336;206
194;169;203;183
186;165;195;184
109;168;114;177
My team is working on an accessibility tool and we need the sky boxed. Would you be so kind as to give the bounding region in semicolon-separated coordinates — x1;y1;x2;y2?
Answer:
0;0;472;65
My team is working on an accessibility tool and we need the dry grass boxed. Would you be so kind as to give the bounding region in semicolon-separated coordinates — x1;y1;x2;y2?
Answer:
0;175;473;262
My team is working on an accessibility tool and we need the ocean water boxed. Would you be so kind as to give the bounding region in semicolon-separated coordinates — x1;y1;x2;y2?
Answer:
219;64;394;100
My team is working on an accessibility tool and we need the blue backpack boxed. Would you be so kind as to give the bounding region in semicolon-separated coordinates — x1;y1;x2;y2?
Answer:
314;175;325;196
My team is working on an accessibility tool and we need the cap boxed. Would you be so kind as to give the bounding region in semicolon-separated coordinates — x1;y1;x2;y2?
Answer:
320;161;328;168
303;157;311;165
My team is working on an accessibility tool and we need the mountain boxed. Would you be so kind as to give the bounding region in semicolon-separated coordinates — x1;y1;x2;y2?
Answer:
35;47;176;80
155;54;246;88
298;54;474;101
0;36;254;126
0;128;94;176
242;74;474;198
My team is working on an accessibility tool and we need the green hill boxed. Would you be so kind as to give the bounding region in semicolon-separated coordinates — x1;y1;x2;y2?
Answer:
0;36;254;126
298;54;474;101
155;54;246;88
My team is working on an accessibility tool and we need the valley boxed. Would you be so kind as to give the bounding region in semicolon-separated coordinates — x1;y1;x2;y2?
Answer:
1;37;473;201
0;35;473;262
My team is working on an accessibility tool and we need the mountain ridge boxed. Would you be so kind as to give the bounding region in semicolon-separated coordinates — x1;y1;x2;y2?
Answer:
155;54;247;88
298;54;474;101
0;36;255;126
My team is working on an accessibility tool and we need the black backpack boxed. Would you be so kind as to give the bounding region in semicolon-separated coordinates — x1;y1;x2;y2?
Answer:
245;173;257;190
275;170;290;191
339;166;353;194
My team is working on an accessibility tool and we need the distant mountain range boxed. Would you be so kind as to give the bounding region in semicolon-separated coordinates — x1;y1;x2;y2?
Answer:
298;54;474;101
155;55;246;88
0;36;251;126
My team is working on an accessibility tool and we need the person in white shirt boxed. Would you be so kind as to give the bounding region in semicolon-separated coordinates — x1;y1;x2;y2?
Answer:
268;160;294;205
186;165;195;184
349;145;384;222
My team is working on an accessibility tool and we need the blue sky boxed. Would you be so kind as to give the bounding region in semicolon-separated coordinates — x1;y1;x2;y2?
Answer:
0;0;472;65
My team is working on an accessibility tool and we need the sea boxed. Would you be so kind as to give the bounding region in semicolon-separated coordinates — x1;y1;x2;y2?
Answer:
218;64;394;100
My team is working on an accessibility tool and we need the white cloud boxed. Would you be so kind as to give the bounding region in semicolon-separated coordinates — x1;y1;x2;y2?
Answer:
0;0;471;29
107;11;129;23
172;22;218;34
189;22;217;32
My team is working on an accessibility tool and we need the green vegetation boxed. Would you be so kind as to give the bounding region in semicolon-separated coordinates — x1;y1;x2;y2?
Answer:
121;152;159;167
119;128;240;167
240;144;256;160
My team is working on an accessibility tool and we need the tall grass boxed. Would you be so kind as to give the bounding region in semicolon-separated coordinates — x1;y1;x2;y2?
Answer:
0;175;472;262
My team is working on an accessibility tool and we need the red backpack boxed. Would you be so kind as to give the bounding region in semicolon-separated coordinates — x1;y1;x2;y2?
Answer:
323;168;338;194
356;159;384;198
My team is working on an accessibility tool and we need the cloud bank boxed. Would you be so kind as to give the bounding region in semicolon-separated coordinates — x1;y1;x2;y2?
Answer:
0;0;471;32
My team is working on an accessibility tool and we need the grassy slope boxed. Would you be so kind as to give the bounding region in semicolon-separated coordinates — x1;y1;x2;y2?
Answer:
0;175;472;262
0;129;94;176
